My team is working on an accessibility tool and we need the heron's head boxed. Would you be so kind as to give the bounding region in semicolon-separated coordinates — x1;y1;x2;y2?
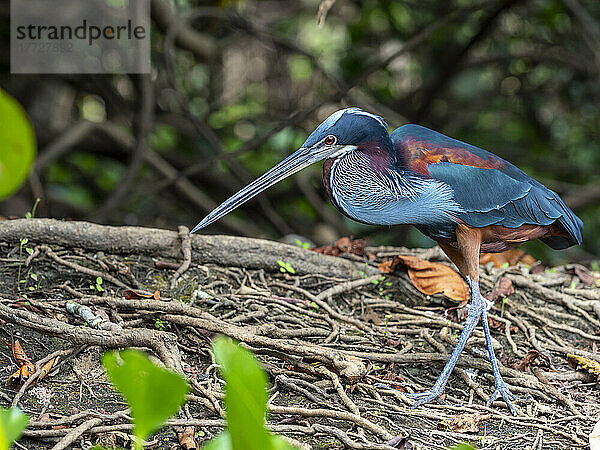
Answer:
191;107;389;233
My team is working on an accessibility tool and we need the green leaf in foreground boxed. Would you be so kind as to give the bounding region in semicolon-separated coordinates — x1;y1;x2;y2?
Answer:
209;337;296;450
202;432;232;450
450;444;476;450
0;407;29;450
212;337;272;450
102;350;188;446
0;88;36;200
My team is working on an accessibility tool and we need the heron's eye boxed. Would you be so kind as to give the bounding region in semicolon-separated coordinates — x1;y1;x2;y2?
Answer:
324;135;336;145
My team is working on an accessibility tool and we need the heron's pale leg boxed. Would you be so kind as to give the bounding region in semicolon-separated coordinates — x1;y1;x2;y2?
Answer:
407;278;485;406
479;301;518;415
411;228;519;413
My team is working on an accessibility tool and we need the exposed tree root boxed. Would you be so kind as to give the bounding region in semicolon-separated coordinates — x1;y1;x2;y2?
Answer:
0;218;598;449
0;219;379;278
0;303;183;373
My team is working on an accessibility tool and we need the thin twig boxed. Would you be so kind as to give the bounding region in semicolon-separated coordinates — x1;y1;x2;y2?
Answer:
170;225;192;290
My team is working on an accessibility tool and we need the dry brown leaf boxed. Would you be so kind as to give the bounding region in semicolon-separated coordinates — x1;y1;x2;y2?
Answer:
566;354;600;380
123;289;160;300
529;263;546;274
8;339;32;367
484;277;514;303
7;363;35;385
153;260;181;270
311;237;375;259
511;350;550;373
176;426;199;450
386;433;412;449
10;301;42;313
480;248;536;268
7;342;58;386
447;301;470;322
378;260;396;274
374;369;405;387
439;413;490;433
383;338;402;348
572;265;595;286
379;255;469;302
363;309;382;325
37;357;57;383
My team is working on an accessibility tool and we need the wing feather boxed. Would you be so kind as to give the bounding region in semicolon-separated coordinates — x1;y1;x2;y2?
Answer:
390;125;583;248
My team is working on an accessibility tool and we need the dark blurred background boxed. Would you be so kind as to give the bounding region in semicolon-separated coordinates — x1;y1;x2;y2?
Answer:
1;0;599;263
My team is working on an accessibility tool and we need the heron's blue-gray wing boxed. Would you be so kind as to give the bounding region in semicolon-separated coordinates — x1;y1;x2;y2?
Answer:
429;162;582;248
390;124;583;248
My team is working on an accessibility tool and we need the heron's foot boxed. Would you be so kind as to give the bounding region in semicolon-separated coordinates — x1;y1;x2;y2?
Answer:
487;380;518;416
406;387;452;408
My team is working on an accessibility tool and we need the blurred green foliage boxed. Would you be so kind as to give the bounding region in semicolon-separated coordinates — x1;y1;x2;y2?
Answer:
103;350;188;449
204;337;296;450
1;0;598;262
98;343;297;450
0;89;36;200
0;407;29;450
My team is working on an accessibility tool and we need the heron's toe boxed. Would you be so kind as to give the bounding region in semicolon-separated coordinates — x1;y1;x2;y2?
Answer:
406;388;452;408
486;381;518;416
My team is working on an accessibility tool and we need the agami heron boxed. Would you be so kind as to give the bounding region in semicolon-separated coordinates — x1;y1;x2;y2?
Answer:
191;108;583;414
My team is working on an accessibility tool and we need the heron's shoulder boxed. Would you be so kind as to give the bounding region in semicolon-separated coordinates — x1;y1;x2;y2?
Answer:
390;124;513;176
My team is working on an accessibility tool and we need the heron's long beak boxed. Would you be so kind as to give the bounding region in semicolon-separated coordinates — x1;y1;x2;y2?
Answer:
190;147;315;233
